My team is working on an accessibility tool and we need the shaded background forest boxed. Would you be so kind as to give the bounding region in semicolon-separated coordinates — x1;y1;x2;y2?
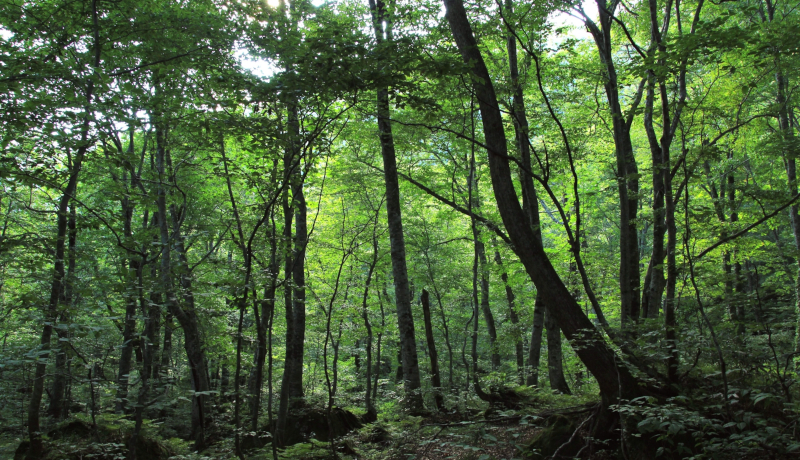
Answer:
1;0;799;458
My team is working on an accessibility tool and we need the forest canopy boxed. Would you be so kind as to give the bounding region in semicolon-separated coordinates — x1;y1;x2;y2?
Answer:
1;0;799;458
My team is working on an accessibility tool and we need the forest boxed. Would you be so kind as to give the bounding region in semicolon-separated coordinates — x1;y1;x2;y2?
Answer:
0;0;799;458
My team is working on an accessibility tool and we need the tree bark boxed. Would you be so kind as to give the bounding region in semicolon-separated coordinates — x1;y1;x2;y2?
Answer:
115;162;140;414
362;209;381;422
277;102;307;444
443;0;641;403
526;296;545;386
47;205;78;420
421;289;444;410
368;0;424;411
494;248;523;384
26;84;92;460
584;0;641;325
545;307;571;394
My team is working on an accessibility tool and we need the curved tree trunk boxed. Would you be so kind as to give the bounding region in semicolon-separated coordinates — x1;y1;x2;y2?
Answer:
443;0;642;403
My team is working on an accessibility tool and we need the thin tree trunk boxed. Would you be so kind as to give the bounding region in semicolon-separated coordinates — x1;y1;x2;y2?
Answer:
276;155;294;445
644;73;666;320
362;207;381;422
127;242;156;460
373;282;386;403
526;297;545;386
421;289;444;410
471;226;490;400
468;146;500;371
494;248;523;384
26;98;91;460
545;308;570;394
423;250;454;389
475;235;499;370
249;223;278;431
584;0;641;325
368;0;424;412
115;164;140;414
48;205;78;420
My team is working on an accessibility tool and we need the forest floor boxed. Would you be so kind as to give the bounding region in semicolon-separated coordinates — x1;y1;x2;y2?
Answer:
4;388;796;460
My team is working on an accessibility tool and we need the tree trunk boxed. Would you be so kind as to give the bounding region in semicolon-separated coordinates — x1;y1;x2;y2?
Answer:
115;167;140;414
48;205;78;420
249;231;278;431
584;0;641;325
526;295;545;386
277;102;307;444
764;0;800;360
26;108;90;460
373;283;386;403
644;74;666;320
154;114;211;449
545;307;571;394
494;248;524;384
475;234;499;370
421;289;444;410
368;0;424;412
423;251;455;389
443;0;641;403
362;212;380;422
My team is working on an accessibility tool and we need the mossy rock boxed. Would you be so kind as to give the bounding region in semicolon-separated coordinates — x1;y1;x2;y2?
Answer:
525;414;581;459
241;430;272;451
277;406;363;446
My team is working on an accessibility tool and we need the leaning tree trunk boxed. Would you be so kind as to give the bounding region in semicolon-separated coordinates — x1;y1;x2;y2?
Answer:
502;0;552;388
443;0;642;404
368;0;424;412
